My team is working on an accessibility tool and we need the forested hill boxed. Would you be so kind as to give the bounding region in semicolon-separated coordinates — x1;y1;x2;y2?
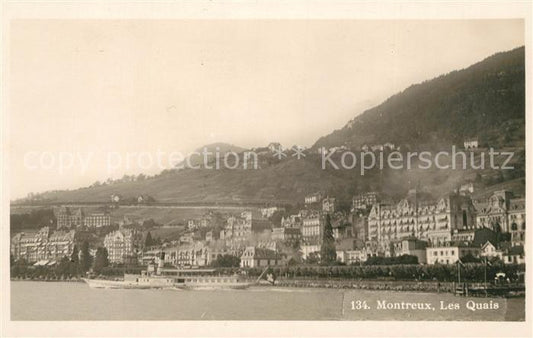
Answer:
314;46;525;150
13;47;525;205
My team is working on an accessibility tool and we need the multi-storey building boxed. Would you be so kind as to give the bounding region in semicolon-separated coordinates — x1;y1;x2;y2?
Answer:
474;191;525;244
280;214;302;228
271;227;301;244
336;249;369;265
231;212;253;241
83;213;111;228
104;229;139;263
11;227;76;263
350;211;369;240
426;244;481;265
322;197;336;213
55;206;111;229
240;246;282;268
301;211;323;259
223;211;273;242
367;190;475;255
474;190;514;232
304;192;323;205
331;214;353;240
55;207;84;229
164;243;208;267
352;192;379;211
301;211;322;240
391;237;428;264
260;206;285;218
508;198;525;246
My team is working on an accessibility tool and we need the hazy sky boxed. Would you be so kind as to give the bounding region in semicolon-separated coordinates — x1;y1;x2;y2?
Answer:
9;20;524;199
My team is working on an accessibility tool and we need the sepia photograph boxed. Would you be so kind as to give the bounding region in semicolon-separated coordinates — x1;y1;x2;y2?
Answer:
1;1;532;337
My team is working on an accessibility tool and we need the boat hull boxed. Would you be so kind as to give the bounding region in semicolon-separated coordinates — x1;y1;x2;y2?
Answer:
181;282;252;290
83;278;251;290
82;278;153;289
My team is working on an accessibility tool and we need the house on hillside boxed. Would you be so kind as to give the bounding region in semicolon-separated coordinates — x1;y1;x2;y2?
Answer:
110;194;121;203
384;142;396;150
305;192;323;205
464;138;479;150
267;142;282;152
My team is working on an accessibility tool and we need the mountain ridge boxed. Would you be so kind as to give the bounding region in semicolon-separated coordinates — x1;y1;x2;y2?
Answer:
313;46;525;151
14;47;526;205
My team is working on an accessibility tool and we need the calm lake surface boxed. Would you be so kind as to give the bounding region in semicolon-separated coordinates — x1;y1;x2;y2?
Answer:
11;281;524;321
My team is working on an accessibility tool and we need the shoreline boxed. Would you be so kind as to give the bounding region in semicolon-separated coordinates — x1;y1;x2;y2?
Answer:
272;278;526;298
11;278;525;298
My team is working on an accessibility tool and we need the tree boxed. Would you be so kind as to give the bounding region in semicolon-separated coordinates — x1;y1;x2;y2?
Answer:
290;239;303;263
268;210;286;227
211;254;240;267
461;253;481;263
79;241;93;273
71;245;79;264
287;257;300;266
144;231;154;248
320;214;337;265
93;247;109;274
56;256;72;277
144;195;156;204
306;252;320;265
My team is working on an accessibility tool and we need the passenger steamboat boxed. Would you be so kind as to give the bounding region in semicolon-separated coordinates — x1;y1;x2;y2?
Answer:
83;259;257;290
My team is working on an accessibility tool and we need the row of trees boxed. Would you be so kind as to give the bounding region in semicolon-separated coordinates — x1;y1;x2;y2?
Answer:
241;263;524;283
10;208;56;232
364;255;419;266
90;173;155;188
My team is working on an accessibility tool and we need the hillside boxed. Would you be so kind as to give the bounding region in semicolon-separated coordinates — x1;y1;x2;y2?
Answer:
14;47;526;206
177;142;248;168
314;46;525;150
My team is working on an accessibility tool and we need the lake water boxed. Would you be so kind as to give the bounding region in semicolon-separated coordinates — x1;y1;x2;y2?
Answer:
11;281;524;321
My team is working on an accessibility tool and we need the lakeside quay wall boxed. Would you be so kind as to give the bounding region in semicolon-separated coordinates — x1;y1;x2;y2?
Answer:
272;278;526;297
9;276;455;293
274;278;455;293
10;277;525;298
